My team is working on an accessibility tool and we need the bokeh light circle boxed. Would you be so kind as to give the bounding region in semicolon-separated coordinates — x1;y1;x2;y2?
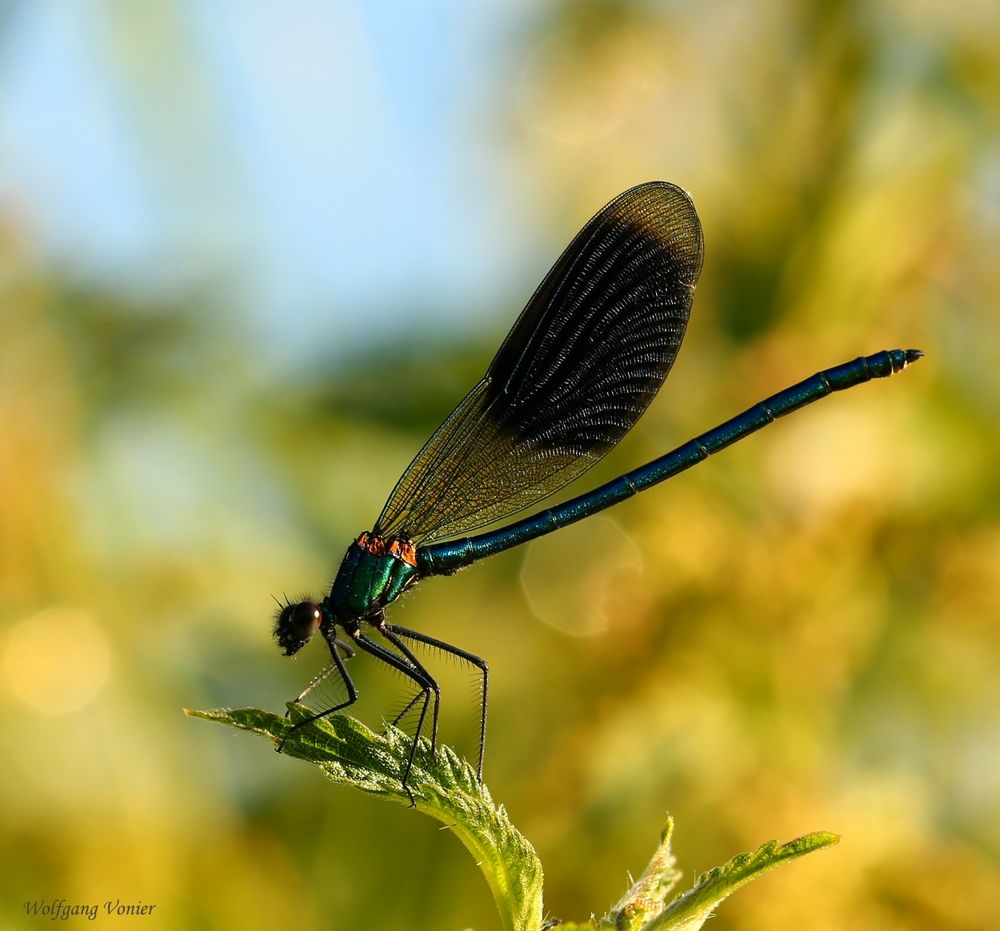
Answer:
3;607;111;714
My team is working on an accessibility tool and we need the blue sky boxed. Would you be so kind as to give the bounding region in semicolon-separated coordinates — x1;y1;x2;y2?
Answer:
0;0;536;357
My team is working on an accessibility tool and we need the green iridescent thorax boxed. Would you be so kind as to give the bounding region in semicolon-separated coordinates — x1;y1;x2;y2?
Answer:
325;538;420;622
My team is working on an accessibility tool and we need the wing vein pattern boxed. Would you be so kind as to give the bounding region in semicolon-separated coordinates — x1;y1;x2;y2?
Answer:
375;181;704;544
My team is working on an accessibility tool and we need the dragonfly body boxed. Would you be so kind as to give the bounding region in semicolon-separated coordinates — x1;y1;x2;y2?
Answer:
419;347;917;575
329;533;419;621
272;181;921;799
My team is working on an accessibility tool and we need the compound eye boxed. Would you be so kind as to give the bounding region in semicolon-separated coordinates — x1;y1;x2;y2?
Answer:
274;601;322;656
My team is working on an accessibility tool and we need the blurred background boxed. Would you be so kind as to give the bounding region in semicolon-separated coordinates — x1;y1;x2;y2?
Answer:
2;1;998;928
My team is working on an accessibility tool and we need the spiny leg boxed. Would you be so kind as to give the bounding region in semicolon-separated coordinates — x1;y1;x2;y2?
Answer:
332;636;356;659
386;623;489;782
278;637;357;751
390;689;425;730
378;625;442;755
349;629;435;804
287;663;338;709
284;637;356;710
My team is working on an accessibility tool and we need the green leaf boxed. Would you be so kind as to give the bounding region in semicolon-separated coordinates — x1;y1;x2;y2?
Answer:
602;817;683;930
651;831;840;931
186;705;544;931
546;822;837;931
189;707;837;931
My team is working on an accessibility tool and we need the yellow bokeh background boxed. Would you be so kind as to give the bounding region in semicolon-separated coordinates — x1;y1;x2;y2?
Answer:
2;3;998;929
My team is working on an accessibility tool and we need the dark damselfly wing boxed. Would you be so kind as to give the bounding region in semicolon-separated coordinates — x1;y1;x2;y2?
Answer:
375;181;704;544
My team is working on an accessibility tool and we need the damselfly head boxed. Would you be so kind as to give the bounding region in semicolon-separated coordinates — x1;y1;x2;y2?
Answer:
273;600;323;656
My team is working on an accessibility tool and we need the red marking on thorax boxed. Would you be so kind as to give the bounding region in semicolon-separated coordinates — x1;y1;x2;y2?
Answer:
357;532;417;567
387;538;417;566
